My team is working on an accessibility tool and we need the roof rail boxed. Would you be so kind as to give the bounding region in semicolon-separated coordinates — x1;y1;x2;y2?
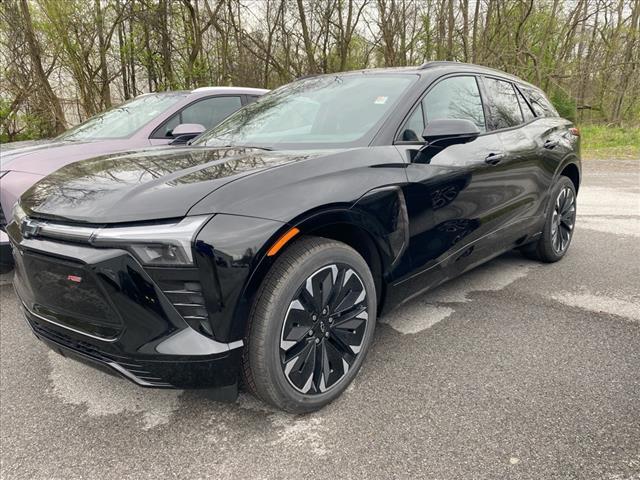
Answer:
418;60;464;70
191;86;222;92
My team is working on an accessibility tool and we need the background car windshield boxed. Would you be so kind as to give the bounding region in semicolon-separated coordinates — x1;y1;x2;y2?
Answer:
57;94;186;140
195;75;415;148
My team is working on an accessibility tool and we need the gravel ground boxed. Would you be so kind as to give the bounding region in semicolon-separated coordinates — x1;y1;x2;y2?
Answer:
0;159;639;479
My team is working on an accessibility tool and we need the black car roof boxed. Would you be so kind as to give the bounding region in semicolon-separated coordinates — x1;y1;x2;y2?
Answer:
327;61;538;91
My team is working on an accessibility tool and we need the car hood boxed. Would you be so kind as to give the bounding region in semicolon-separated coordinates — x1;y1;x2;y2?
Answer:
0;139;51;155
0;138;142;175
20;146;319;223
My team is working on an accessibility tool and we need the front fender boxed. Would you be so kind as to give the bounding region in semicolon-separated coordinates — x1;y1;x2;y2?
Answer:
198;187;411;342
194;213;286;342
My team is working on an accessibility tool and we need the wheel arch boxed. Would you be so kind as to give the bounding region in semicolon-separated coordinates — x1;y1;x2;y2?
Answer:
554;155;581;193
297;215;387;310
559;162;580;192
228;188;408;340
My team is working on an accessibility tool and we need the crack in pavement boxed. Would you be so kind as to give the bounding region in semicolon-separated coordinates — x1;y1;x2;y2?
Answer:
382;256;538;335
47;350;183;430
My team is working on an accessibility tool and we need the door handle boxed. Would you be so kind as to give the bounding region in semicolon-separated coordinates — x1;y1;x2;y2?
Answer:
543;139;559;149
485;152;505;165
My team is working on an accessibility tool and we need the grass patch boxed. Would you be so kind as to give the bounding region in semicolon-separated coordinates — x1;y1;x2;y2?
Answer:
579;125;640;160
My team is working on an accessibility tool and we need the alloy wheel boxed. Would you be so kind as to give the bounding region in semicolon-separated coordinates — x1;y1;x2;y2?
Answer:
551;186;576;254
279;264;368;394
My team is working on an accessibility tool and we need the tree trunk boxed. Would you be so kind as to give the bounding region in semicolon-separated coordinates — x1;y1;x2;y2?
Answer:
19;0;66;133
95;0;112;109
160;0;174;89
296;0;318;72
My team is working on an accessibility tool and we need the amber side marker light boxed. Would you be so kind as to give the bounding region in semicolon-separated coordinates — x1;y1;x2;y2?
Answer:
569;127;580;136
267;227;300;256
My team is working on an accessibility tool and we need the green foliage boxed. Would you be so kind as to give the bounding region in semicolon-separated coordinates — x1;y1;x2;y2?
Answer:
0;101;54;143
580;125;640;159
2;0;639;144
550;90;577;123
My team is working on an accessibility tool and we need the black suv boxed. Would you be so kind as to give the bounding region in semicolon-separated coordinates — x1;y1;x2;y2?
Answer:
8;62;580;412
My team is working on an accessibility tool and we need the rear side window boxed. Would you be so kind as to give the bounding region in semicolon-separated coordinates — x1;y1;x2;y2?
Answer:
519;86;558;118
153;96;243;138
397;75;485;141
483;77;523;130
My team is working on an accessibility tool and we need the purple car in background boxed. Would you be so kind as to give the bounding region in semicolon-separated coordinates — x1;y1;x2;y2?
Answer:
0;86;268;270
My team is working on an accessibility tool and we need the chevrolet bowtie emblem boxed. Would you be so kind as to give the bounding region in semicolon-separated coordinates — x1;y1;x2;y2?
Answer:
20;218;41;239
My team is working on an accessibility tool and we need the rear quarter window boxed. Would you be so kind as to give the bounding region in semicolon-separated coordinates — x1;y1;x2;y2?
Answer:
519;85;558;118
514;86;536;122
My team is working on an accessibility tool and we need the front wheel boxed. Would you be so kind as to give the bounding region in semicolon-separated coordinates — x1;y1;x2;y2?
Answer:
522;176;577;262
242;236;376;413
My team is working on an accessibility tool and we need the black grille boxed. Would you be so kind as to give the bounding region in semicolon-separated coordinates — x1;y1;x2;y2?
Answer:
19;251;122;339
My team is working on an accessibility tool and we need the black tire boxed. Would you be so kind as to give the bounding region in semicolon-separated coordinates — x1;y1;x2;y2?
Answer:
521;176;577;263
242;236;377;413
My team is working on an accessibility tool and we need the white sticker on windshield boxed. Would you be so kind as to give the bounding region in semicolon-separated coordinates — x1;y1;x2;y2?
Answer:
374;96;388;105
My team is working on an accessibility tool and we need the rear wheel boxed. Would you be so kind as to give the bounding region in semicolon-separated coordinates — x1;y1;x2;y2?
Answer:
242;236;376;413
522;176;577;262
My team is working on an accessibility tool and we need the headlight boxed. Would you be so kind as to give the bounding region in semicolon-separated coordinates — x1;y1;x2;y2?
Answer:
12;203;209;267
12;203;26;224
92;215;210;267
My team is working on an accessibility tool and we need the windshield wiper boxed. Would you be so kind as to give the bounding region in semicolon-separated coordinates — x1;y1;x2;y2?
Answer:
220;144;273;151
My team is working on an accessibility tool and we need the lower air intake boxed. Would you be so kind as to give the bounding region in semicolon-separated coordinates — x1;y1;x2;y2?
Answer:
162;280;214;337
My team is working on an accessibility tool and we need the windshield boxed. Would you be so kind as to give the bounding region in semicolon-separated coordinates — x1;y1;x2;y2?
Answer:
57;94;186;141
195;74;416;149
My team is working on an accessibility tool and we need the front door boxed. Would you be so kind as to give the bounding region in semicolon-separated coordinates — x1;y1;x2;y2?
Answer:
394;74;524;296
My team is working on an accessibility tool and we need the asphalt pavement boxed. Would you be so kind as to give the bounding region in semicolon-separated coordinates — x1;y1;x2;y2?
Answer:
1;159;639;479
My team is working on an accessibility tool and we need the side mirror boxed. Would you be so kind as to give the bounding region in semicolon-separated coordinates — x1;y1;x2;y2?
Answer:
169;123;206;145
421;119;481;145
412;119;481;163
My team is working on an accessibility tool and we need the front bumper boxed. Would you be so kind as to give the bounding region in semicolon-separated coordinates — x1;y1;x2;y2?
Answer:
8;224;244;391
23;305;242;388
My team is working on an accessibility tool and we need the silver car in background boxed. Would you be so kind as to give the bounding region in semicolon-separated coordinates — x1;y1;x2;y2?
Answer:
0;86;268;270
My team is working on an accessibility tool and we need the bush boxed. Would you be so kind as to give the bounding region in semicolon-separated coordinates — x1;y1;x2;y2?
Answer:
550;90;577;123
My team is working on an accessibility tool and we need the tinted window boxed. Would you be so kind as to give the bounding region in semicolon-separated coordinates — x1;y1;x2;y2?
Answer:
423;76;486;132
155;96;242;138
196;74;415;148
515;86;535;122
483;78;523;129
398;104;425;141
519;85;558;118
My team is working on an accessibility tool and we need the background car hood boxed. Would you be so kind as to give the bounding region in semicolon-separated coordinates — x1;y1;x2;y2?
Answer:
0;139;51;155
20;146;318;223
0;139;143;175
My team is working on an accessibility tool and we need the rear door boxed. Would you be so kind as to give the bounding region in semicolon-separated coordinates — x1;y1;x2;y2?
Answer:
516;83;575;203
478;76;543;247
395;74;515;287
